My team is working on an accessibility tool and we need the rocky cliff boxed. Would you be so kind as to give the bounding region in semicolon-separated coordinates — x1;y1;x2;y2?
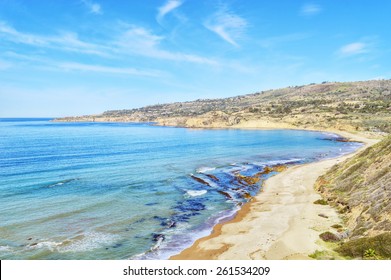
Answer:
316;135;391;259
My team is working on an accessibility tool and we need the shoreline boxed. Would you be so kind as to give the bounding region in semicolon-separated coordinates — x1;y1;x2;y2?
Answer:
170;130;379;260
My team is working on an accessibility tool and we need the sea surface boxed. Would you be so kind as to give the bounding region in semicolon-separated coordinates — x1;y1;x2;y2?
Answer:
0;118;362;259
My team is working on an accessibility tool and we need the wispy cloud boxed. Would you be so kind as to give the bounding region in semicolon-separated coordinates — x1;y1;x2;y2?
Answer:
116;26;217;64
0;21;109;56
338;42;369;56
0;21;216;65
300;3;322;16
204;7;247;47
157;0;183;24
59;62;162;77
82;0;102;15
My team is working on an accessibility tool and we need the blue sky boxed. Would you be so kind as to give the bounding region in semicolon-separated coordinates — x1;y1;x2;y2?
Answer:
0;0;390;117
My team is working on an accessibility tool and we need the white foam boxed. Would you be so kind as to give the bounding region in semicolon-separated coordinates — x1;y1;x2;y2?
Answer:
253;158;303;166
186;190;207;197
28;241;62;251
59;231;118;253
0;245;12;252
196;167;216;173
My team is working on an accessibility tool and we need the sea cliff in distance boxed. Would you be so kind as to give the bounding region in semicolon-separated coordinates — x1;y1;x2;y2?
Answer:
55;80;391;134
55;79;391;259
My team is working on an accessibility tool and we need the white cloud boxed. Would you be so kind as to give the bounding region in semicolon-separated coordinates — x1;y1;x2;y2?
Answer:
300;4;322;16
339;42;368;56
116;26;217;64
0;22;110;56
204;7;247;47
0;22;216;65
59;62;161;77
82;0;102;15
157;0;183;24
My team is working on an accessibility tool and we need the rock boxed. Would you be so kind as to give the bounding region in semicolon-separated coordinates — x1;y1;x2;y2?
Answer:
190;175;211;187
218;190;233;200
152;234;165;242
205;174;219;181
319;231;340;242
318;213;329;218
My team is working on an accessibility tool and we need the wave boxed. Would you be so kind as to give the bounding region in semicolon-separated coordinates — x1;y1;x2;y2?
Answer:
46;178;78;188
186;190;207;197
196;167;216;173
23;231;118;253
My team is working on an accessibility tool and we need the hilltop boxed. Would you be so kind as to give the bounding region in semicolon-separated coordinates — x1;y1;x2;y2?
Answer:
56;80;391;134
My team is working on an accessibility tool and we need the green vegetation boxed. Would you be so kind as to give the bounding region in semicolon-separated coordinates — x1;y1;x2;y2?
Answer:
336;233;391;260
313;199;328;205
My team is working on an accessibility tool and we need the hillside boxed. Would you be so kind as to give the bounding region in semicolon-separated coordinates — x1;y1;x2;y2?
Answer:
316;135;391;259
56;80;391;133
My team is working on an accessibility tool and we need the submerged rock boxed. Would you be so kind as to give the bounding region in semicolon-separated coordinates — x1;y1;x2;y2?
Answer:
218;190;233;200
190;175;211;187
152;233;165;242
205;174;219;181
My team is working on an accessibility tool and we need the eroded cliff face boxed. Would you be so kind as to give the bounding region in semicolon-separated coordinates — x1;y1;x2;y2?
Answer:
316;136;391;259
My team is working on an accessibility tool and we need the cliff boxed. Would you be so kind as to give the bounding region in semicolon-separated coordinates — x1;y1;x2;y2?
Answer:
316;135;391;259
55;80;391;134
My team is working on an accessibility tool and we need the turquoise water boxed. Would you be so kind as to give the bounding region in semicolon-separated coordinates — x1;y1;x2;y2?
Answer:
0;119;362;259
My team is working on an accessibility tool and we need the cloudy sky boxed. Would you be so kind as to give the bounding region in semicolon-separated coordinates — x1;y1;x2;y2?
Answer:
0;0;390;117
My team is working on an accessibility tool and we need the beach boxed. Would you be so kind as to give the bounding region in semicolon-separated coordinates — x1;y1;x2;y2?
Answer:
171;131;379;260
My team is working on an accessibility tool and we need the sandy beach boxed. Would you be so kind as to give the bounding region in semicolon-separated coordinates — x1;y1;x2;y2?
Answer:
171;131;379;260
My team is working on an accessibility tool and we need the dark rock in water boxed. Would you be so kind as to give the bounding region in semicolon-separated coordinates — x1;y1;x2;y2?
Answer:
319;137;350;143
173;212;200;222
112;243;122;248
218;190;233;200
161;220;176;228
205;174;219;181
153;216;167;221
318;213;329;219
190;175;211;187
175;199;206;212
134;218;146;223
30;243;38;246
168;221;176;228
152;233;165;242
145;202;159;206
27;237;32;241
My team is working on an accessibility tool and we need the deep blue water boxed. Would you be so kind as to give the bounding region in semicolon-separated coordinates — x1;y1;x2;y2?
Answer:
0;118;362;259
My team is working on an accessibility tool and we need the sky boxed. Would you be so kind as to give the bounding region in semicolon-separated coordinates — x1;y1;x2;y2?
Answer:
0;0;390;117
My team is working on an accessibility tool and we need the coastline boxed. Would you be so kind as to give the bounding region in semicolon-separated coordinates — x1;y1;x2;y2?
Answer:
170;130;379;260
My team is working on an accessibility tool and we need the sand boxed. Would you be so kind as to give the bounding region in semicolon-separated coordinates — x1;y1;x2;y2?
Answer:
170;131;379;260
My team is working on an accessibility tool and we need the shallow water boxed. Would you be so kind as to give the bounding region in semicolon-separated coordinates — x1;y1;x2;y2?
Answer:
0;119;362;259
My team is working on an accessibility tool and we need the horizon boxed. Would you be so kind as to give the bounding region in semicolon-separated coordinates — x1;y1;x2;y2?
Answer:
1;1;391;117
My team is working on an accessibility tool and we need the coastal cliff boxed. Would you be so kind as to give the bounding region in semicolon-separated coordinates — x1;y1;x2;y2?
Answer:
316;135;391;259
56;80;391;134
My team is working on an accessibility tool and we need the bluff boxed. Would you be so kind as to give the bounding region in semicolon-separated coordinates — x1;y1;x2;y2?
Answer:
316;135;391;259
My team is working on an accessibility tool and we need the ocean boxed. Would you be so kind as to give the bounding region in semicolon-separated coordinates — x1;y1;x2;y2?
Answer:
0;118;362;259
